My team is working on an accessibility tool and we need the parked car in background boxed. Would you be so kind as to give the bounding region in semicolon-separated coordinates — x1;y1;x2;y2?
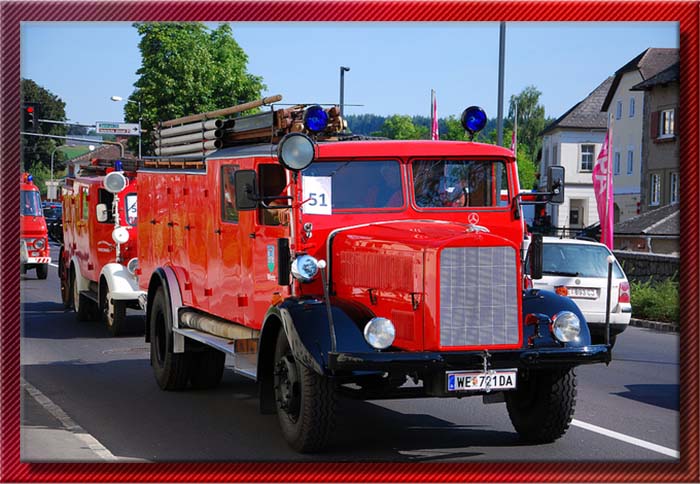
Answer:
527;237;632;347
43;202;63;243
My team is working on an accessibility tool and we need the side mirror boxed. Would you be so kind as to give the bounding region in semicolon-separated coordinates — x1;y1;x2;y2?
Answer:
528;233;544;280
96;203;109;222
234;170;258;211
547;166;565;204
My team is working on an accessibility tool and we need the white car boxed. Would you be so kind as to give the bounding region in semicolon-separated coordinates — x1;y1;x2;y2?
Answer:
527;237;632;346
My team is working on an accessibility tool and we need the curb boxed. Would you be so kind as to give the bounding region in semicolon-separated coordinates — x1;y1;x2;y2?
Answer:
630;318;679;333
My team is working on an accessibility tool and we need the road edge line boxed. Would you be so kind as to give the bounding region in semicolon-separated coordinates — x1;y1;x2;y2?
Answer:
572;418;679;458
21;377;118;461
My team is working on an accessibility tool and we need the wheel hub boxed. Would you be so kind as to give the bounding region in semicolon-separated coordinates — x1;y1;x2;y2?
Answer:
274;355;300;418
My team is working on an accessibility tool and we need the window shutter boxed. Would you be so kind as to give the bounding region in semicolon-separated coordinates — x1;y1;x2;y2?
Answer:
650;111;659;138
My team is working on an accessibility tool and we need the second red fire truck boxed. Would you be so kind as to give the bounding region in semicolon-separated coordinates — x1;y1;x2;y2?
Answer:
20;173;50;279
137;102;611;452
59;160;144;335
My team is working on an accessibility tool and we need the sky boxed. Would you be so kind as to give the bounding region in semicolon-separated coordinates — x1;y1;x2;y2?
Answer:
21;22;678;127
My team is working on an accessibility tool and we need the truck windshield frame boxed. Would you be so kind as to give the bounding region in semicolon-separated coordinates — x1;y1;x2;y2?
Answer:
411;159;509;209
301;159;403;210
21;190;42;216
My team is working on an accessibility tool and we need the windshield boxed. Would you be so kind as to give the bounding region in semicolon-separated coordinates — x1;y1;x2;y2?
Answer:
21;191;42;216
412;159;509;208
124;193;137;226
301;160;403;210
542;243;624;278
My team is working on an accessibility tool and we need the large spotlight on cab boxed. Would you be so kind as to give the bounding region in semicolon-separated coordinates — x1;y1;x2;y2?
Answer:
104;171;128;194
277;133;315;171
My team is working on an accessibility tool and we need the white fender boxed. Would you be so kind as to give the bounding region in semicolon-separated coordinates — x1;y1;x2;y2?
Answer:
100;262;144;301
160;265;185;354
70;255;91;293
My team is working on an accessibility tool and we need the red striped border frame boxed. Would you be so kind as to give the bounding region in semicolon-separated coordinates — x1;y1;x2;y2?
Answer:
1;2;698;482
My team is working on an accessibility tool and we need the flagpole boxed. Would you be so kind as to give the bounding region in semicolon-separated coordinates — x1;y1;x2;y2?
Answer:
607;113;614;249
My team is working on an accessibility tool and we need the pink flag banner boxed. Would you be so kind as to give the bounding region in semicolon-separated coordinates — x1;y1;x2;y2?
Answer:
592;130;614;249
431;90;439;140
510;106;518;154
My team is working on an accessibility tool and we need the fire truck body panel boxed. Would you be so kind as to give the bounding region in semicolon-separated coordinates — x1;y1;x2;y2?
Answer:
20;175;51;278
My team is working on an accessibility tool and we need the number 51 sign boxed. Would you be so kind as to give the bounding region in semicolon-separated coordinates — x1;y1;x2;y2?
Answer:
302;177;332;215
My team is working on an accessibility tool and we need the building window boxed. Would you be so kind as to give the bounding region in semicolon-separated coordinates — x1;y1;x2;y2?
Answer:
670;172;679;203
552;145;557;166
569;208;580;226
629;98;635;117
616;101;623;120
580;144;595;172
650;174;661;206
613;152;621;175
660;109;675;137
627;150;633;175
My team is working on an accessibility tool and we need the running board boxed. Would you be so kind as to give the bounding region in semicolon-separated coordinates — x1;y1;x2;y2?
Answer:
172;327;258;379
79;289;99;304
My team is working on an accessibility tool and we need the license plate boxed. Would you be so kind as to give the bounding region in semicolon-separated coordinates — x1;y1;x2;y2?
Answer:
446;369;517;392
568;287;599;298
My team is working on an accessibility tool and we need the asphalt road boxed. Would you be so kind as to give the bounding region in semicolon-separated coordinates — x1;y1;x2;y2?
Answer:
20;243;680;462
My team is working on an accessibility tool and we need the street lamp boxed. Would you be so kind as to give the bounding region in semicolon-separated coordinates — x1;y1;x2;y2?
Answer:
110;95;142;159
339;66;350;119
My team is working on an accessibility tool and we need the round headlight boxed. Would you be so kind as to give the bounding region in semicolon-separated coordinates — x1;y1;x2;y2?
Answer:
551;311;581;343
112;226;130;245
277;132;315;171
363;317;396;350
127;257;139;275
290;254;319;282
33;238;46;249
104;171;128;194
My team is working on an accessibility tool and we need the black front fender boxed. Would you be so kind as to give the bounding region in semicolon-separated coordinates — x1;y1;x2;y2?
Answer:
522;289;592;347
264;298;375;376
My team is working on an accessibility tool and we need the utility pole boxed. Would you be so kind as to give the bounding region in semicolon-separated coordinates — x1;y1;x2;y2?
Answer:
497;22;506;147
339;66;350;118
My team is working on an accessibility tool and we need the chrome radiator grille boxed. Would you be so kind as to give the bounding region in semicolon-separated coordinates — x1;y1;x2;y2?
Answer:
439;247;519;347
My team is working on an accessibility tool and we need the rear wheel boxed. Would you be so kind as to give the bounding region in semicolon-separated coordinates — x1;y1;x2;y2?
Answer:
72;266;97;321
100;279;127;336
273;330;336;453
150;286;191;390
36;263;48;280
505;368;577;443
59;249;71;308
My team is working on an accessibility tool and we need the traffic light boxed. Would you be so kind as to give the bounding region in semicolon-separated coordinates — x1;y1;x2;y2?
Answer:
22;102;39;132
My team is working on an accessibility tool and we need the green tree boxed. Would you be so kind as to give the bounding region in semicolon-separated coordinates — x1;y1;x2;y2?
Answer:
507;86;546;166
126;23;265;155
375;115;424;140
21;79;68;171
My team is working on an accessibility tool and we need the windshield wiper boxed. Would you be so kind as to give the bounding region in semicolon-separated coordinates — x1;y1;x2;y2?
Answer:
542;270;580;277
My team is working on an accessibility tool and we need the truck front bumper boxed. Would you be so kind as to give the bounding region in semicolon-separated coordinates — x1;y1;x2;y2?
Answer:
328;344;610;373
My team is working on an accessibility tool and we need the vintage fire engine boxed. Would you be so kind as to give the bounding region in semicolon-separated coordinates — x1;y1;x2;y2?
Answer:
59;159;143;335
138;99;610;453
20;173;50;279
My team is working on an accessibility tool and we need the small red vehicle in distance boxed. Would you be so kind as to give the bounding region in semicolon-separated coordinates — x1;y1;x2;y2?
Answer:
20;173;50;279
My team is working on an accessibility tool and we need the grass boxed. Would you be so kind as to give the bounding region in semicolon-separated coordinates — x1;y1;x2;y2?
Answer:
630;278;679;324
61;146;93;160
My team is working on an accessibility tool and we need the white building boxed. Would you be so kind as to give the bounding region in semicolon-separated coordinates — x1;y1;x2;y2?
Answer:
539;77;612;233
600;48;678;223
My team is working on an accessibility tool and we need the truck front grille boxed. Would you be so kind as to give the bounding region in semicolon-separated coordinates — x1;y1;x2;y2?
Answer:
439;246;519;347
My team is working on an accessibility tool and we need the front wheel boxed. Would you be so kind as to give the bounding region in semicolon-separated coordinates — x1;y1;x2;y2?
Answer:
273;330;336;453
36;263;48;280
505;368;577;443
100;279;127;336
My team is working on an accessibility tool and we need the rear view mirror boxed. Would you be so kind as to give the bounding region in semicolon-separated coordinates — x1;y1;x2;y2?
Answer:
528;233;544;280
547;166;565;204
234;170;258;210
96;203;109;223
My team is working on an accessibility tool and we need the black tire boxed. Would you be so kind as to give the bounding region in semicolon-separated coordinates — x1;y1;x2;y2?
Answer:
72;266;97;321
100;279;127;336
150;286;191;390
273;329;336;453
190;349;225;390
59;249;71;308
505;368;577;444
36;263;48;280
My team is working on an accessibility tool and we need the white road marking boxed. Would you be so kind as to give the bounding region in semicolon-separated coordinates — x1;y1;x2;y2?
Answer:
21;377;118;461
572;419;679;458
49;263;59;268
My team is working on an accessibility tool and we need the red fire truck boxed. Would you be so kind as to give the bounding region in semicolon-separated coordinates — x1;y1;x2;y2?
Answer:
20;173;50;279
139;103;610;452
59;160;144;335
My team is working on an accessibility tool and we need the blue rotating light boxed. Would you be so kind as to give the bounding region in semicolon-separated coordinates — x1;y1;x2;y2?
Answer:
114;160;123;172
304;105;329;133
27;174;33;182
460;106;487;136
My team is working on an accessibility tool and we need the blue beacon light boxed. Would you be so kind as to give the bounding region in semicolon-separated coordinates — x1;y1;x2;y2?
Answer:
114;160;123;172
460;106;488;138
304;105;329;133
